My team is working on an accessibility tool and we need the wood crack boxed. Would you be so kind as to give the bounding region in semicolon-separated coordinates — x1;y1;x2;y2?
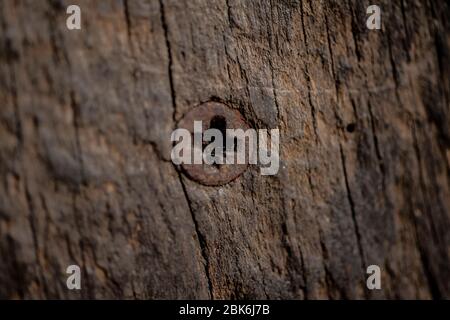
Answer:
123;0;132;42
158;0;213;298
299;0;319;144
158;0;178;123
339;143;367;274
177;173;214;299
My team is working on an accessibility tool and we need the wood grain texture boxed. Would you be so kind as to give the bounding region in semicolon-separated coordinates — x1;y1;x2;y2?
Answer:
0;0;448;299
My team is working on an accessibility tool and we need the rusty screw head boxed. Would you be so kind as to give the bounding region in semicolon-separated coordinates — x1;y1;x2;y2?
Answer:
177;101;250;186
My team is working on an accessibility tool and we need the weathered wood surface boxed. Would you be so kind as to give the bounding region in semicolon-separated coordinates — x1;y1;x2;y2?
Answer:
0;0;449;299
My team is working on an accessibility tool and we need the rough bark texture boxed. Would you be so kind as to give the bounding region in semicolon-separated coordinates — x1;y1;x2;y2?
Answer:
0;0;449;299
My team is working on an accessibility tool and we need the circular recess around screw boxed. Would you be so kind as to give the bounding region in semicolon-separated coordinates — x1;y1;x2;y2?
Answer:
177;101;250;186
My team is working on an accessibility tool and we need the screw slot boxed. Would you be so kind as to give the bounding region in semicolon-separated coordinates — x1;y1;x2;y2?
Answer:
209;115;227;132
208;115;227;169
